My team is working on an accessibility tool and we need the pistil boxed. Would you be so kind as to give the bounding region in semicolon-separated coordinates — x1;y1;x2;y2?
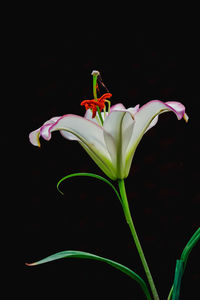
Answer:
92;70;104;125
81;70;112;125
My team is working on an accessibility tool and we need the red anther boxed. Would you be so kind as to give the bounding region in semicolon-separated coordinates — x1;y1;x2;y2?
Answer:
81;93;112;118
98;93;112;102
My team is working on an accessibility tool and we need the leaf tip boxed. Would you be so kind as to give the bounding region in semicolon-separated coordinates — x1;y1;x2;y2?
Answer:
25;262;37;267
56;183;64;195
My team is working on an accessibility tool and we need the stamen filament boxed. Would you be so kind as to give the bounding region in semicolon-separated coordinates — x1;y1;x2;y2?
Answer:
97;106;104;125
105;100;111;114
95;114;101;126
104;106;106;119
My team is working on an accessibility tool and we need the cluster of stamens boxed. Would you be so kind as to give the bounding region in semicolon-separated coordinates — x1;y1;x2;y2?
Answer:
81;93;112;118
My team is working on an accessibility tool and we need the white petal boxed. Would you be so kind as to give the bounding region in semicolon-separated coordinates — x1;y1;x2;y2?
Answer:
166;101;189;122
84;109;107;125
40;117;60;140
29;117;60;147
125;100;187;176
144;101;188;133
139;101;187;133
127;104;140;116
29;128;41;147
110;103;126;111
103;110;135;179
111;104;140;118
145;115;159;132
50;115;107;155
49;114;116;179
60;130;80;141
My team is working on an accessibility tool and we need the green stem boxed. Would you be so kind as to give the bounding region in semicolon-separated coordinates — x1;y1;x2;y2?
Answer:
118;179;160;300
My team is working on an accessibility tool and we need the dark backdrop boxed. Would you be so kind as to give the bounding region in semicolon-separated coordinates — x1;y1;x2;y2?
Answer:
21;24;200;300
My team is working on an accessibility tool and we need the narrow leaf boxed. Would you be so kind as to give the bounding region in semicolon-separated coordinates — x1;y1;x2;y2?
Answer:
168;227;200;300
26;250;152;300
57;172;123;205
171;260;184;300
181;227;200;271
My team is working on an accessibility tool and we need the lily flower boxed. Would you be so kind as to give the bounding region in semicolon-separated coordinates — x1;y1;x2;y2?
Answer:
29;94;188;181
29;70;188;180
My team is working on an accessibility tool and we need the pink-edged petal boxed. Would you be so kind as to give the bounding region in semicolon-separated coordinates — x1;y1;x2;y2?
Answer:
29;117;60;147
127;104;140;117
144;101;188;133
111;103;140;118
49;115;108;156
103;110;135;179
40;117;61;140
125;100;188;176
166;101;189;122
29;128;41;147
48;114;117;179
29;114;117;179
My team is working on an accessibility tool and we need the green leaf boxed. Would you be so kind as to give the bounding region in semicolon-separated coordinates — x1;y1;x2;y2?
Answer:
171;260;184;300
168;227;200;300
26;250;152;300
57;172;123;205
180;227;200;271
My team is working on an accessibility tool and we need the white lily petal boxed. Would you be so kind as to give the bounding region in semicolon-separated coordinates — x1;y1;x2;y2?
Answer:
29;117;60;147
84;108;94;120
49;114;116;179
111;104;140;117
144;101;188;133
127;104;140;116
110;103;126;112
141;101;188;134
166;101;189;122
84;109;107;125
103;110;135;179
125;100;187;176
79;141;116;180
29;128;41;147
40;117;61;140
60;130;80;141
145;115;159;132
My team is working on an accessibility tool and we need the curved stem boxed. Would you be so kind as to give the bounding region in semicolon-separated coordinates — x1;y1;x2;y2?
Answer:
118;179;160;300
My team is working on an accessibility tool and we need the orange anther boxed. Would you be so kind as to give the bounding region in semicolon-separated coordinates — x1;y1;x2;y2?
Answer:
81;93;112;118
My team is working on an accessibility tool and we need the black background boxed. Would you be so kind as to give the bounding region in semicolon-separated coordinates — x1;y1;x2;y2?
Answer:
19;19;200;300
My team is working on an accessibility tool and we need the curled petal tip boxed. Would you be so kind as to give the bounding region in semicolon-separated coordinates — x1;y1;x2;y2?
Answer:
37;137;41;148
183;113;189;123
25;262;36;266
29;130;41;147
